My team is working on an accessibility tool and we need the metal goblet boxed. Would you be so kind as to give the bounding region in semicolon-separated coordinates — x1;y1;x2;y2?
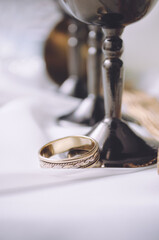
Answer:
62;0;158;167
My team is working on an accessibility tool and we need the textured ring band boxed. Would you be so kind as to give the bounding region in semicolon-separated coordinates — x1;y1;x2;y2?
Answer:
39;136;100;169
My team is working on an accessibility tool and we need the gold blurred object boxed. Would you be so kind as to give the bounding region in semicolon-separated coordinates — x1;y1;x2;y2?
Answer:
44;16;69;85
39;136;100;169
123;89;159;141
44;16;88;85
123;88;159;172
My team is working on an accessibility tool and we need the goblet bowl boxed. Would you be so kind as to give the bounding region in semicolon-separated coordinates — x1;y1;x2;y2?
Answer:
63;0;157;27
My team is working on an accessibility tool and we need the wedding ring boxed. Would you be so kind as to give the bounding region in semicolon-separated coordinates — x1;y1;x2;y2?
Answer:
39;136;100;169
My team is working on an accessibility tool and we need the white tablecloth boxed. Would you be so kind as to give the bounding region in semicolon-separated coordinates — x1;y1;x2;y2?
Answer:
0;71;159;240
0;1;159;240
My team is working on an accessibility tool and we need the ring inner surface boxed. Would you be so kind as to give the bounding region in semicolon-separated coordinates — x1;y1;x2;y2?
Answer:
40;136;95;160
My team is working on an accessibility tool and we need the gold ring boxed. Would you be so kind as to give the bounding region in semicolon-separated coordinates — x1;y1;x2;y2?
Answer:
39;136;100;169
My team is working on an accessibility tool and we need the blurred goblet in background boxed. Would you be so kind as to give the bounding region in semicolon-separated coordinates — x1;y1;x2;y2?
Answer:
44;1;88;98
45;1;105;126
58;25;105;126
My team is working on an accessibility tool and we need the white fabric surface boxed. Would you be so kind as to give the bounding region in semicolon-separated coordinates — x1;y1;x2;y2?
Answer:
0;73;159;240
1;1;159;240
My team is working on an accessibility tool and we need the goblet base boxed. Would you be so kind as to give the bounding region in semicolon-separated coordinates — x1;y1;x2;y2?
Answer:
58;94;104;126
87;118;158;168
59;76;87;99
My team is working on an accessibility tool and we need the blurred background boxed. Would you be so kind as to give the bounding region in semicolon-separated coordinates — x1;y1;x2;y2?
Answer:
0;0;59;98
0;0;159;100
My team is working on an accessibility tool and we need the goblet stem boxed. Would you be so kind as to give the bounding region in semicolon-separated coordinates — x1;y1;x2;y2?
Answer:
67;20;84;80
59;19;87;98
87;25;103;96
87;27;158;167
57;0;85;80
102;28;124;119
